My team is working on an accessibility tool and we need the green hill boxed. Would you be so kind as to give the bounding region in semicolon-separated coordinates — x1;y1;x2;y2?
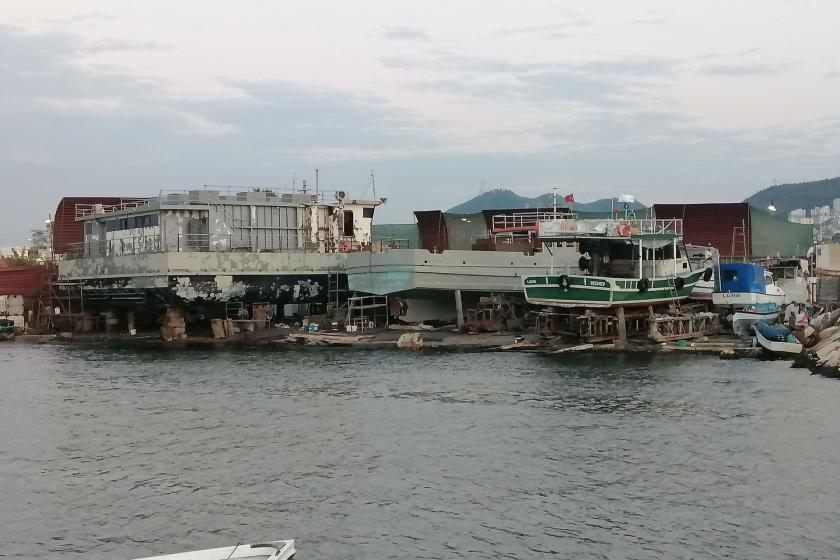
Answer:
447;189;645;214
746;177;840;217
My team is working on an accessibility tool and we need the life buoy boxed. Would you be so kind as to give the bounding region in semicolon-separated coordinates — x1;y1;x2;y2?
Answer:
616;222;631;237
559;275;571;289
674;276;685;291
578;256;591;272
703;268;713;282
638;277;650;292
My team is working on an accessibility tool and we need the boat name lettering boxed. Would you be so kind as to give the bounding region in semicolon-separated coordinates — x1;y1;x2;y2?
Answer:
587;279;608;288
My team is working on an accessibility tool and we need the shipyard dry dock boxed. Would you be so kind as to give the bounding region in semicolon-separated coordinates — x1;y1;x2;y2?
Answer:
2;187;820;363
49;189;582;335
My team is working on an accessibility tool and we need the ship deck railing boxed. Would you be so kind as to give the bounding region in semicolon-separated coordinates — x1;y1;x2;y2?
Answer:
538;217;683;240
62;233;406;259
491;211;576;233
75;199;151;219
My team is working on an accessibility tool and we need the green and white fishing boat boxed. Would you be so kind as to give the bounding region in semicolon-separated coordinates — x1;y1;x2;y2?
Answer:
518;208;712;309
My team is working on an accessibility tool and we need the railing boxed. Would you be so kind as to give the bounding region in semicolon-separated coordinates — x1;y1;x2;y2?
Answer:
491;211;575;232
370;238;410;251
75;199;150;219
537;217;683;238
64;232;407;259
64;235;162;259
158;185;345;205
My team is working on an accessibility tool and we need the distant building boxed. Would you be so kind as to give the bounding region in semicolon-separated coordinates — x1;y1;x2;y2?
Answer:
788;208;811;224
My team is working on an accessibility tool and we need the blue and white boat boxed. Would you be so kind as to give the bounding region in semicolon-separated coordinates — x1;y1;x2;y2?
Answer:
712;263;786;307
729;303;780;337
753;322;803;355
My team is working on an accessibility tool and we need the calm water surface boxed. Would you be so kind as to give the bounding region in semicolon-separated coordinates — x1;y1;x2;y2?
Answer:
1;343;839;559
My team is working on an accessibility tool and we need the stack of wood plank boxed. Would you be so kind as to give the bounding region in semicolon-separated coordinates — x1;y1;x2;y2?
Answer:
210;319;236;339
160;309;187;341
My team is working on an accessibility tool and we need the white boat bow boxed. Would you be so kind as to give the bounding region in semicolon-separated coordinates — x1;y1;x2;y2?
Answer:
131;540;295;560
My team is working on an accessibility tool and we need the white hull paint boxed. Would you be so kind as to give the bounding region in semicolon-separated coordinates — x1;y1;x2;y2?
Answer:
132;540;295;560
731;309;779;337
754;328;803;355
526;295;690;308
712;291;786;306
690;280;714;300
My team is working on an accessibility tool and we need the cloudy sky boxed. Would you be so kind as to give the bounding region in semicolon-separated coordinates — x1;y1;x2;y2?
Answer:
2;0;840;242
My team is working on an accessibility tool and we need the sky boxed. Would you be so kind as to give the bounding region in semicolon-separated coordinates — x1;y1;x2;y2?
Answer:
2;0;840;243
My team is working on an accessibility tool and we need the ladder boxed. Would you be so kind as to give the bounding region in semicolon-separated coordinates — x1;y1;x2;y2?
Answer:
327;271;346;318
731;220;747;262
667;276;682;313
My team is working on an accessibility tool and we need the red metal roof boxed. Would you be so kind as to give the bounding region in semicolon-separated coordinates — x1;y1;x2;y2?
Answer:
0;265;51;298
653;203;751;258
52;197;129;254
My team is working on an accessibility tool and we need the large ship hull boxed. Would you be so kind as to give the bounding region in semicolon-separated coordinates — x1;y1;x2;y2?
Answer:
523;269;707;308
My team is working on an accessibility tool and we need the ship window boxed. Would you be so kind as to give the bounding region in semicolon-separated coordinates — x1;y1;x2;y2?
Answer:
362;207;374;219
723;270;738;282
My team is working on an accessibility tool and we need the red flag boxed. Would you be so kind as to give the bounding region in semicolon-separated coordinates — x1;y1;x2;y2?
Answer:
564;193;575;203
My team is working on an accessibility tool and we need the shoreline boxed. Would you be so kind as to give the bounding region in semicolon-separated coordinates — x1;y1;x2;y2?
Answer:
10;328;765;359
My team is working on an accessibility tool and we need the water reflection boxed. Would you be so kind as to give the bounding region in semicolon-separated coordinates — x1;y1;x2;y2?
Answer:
1;344;839;559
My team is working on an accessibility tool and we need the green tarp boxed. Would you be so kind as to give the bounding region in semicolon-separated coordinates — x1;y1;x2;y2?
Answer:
371;223;420;249
750;206;813;258
442;212;487;250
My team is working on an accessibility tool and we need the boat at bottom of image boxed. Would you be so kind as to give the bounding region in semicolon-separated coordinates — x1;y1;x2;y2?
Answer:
131;540;295;560
753;322;803;355
729;303;780;337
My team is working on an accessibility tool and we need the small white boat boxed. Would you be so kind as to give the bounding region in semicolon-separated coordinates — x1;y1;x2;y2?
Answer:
730;304;780;337
132;540;295;560
753;323;803;355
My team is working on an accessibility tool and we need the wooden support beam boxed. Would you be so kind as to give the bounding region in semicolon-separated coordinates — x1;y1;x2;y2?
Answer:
616;306;627;348
454;289;464;329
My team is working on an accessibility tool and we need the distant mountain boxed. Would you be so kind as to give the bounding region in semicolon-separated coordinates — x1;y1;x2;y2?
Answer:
746;177;840;217
447;189;646;214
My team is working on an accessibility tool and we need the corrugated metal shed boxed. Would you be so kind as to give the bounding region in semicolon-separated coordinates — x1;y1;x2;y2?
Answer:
653;203;751;258
654;203;814;259
443;212;487;250
52;197;131;254
0;265;54;328
414;210;449;251
0;265;50;298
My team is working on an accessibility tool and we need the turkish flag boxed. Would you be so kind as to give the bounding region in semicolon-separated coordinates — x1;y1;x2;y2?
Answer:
564;193;575;203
